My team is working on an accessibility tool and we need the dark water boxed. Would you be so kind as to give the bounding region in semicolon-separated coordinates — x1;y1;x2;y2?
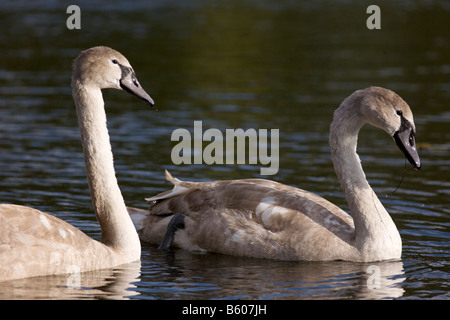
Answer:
0;0;449;300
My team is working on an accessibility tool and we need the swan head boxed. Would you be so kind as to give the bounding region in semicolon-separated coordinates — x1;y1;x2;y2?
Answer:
355;86;421;169
72;46;154;106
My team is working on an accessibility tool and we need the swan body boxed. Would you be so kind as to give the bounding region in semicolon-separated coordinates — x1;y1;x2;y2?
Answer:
0;46;154;281
130;87;421;262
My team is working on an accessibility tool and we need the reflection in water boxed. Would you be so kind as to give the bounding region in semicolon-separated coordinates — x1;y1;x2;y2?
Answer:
138;248;405;300
0;246;407;300
0;261;141;300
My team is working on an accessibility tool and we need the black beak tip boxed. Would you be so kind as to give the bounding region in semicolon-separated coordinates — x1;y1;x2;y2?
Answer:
404;148;422;170
145;96;155;107
393;130;421;171
414;160;421;170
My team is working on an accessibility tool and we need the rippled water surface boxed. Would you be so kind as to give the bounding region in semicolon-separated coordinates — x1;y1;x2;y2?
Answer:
0;0;449;300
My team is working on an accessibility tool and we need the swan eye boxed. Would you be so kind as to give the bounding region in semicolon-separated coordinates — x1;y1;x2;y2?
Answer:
132;76;140;87
111;59;118;64
396;110;403;116
409;132;415;147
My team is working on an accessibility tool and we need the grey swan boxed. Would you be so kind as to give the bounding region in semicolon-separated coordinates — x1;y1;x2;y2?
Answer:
129;87;420;262
0;46;153;281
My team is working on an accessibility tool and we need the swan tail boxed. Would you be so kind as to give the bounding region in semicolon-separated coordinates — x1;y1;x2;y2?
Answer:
145;170;192;203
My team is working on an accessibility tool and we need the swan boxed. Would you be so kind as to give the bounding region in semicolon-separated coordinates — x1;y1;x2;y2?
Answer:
0;46;154;281
129;86;421;262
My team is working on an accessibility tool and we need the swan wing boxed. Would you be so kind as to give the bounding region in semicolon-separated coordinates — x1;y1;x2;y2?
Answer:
132;171;355;260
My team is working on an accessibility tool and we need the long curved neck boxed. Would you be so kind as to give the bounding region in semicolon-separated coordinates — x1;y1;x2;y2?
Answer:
72;81;140;257
329;101;401;257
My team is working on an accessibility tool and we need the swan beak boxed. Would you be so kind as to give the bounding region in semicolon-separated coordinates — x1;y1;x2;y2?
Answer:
120;71;155;106
394;128;421;170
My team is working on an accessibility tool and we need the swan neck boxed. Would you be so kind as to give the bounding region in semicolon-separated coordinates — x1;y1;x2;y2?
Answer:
329;103;400;251
72;82;140;255
329;105;368;199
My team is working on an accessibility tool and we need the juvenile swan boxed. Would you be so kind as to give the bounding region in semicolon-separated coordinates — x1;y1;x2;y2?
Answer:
0;46;154;281
130;87;421;262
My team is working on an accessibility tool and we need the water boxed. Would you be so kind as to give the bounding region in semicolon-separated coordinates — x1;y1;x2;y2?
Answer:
0;0;449;300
